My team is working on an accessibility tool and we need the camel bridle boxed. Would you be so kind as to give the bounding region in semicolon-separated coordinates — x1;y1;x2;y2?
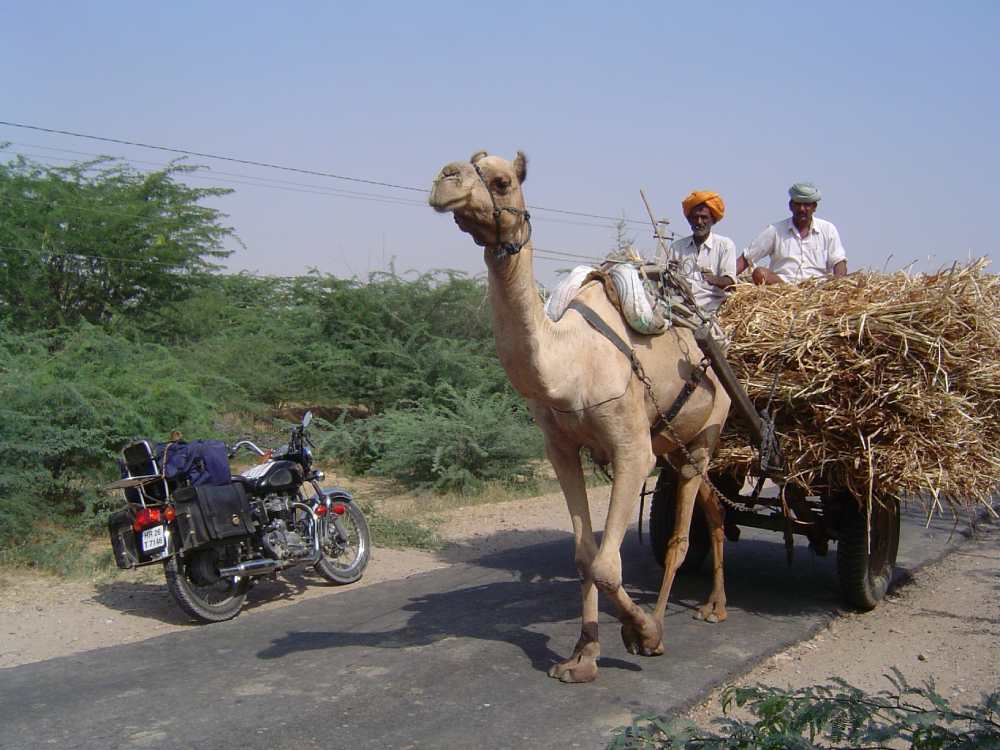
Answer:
472;161;532;259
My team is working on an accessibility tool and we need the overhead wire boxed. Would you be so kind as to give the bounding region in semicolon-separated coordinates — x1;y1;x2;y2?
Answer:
1;122;651;277
0;241;609;275
0;121;652;226
7;146;627;230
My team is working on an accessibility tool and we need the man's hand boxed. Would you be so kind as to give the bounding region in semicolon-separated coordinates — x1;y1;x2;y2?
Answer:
751;266;784;285
700;269;735;289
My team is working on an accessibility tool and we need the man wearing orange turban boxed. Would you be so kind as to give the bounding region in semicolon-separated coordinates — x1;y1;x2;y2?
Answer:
655;190;736;313
682;191;726;223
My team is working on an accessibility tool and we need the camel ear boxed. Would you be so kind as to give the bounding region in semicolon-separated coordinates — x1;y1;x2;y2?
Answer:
470;150;488;164
513;151;527;183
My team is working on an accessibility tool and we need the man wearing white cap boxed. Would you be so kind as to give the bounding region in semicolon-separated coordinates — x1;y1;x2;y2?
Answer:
736;182;847;285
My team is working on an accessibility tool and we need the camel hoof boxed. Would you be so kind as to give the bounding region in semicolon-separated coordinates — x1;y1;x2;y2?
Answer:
548;661;598;683
694;605;727;624
621;621;664;657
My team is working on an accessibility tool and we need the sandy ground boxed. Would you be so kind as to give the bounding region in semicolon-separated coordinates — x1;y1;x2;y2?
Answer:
1;487;997;730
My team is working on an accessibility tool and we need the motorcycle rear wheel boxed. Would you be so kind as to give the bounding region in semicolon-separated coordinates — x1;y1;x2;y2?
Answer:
315;502;371;585
164;550;250;623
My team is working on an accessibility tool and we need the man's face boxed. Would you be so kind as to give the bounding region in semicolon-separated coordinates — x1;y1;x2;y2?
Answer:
790;200;817;226
687;204;714;240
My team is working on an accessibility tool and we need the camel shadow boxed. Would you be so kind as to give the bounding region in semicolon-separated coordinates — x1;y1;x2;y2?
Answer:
255;574;643;676
254;526;846;674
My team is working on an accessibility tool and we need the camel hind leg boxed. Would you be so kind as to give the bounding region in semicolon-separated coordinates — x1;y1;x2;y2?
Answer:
650;468;701;623
692;480;728;623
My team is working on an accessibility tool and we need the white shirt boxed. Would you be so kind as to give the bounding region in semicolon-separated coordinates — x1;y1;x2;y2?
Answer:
656;232;737;313
744;217;847;282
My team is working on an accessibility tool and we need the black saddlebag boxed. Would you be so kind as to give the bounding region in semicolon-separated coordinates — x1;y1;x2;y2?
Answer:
173;483;255;551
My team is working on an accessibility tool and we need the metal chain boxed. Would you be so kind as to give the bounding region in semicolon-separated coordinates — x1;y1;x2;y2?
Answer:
630;352;757;513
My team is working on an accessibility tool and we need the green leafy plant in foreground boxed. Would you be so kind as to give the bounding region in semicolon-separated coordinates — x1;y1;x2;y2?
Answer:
609;671;1000;749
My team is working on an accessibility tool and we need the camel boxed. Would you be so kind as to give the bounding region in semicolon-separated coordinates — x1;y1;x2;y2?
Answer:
428;151;732;683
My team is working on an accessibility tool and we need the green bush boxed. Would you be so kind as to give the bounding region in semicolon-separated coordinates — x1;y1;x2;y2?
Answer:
0;325;247;550
324;384;543;493
609;672;1000;749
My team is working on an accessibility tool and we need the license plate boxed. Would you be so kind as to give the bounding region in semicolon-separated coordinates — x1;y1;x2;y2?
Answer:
141;525;166;552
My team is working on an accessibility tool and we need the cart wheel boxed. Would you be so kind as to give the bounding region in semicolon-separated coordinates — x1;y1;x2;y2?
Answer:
648;468;710;573
836;493;900;611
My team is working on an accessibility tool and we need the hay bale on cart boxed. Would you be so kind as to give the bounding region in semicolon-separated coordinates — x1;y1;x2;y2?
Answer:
648;259;999;610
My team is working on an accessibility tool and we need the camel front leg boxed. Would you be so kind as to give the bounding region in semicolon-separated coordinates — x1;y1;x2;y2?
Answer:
693;480;728;623
589;449;664;658
542;441;602;684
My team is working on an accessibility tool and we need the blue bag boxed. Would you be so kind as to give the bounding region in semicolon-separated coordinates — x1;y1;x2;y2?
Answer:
160;440;231;486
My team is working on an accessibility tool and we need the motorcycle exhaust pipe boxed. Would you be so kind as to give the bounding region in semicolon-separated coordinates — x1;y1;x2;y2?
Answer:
218;559;284;577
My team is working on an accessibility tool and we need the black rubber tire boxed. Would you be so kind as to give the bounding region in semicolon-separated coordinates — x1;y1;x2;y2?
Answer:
836;493;900;611
164;551;250;623
648;468;710;573
315;502;371;585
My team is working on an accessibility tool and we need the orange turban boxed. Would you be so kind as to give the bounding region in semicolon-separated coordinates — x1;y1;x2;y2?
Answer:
681;191;725;222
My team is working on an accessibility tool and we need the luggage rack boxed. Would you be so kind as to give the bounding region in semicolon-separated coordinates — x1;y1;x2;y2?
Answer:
103;440;171;507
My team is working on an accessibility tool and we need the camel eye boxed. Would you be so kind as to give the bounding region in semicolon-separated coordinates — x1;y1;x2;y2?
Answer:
493;177;510;193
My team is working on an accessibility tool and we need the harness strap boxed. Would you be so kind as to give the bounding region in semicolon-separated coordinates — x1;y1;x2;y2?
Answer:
652;369;704;434
472;161;531;258
567;300;703;433
568;300;636;364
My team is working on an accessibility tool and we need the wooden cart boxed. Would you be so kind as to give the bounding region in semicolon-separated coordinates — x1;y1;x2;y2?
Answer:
645;324;902;612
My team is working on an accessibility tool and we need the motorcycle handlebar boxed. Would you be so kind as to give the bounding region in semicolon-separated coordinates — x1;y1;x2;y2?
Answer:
229;439;267;458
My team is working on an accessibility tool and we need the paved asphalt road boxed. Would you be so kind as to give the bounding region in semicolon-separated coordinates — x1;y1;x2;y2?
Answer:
0;506;972;750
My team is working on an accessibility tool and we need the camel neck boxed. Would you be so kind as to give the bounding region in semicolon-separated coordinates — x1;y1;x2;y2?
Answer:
484;242;560;400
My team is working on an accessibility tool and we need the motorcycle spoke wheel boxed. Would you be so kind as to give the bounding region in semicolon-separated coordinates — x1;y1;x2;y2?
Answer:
164;551;250;623
315;502;371;585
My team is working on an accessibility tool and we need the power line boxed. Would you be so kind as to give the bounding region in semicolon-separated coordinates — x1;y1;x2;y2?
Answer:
1;121;426;194
2;154;627;232
0;242;611;275
0;121;653;227
8;147;626;230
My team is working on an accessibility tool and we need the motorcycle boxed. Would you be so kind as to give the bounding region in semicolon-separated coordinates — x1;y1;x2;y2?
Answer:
105;411;371;623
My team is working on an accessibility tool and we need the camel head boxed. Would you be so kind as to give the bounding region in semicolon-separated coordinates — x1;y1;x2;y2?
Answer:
429;151;530;255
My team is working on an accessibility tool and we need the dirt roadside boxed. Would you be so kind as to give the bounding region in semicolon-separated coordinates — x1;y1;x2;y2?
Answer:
1;488;996;729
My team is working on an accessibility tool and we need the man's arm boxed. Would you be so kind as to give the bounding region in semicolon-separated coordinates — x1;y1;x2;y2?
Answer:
826;223;847;276
742;225;776;282
703;238;737;289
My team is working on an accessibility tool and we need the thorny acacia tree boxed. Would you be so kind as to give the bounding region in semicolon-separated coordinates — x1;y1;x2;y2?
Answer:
0;151;236;331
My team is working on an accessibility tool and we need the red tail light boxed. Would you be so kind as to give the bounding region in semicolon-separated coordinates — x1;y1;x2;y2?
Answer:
331;503;347;515
132;507;162;532
314;504;328;516
163;505;176;522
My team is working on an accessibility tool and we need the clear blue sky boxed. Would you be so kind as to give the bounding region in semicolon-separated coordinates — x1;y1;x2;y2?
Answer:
3;1;997;286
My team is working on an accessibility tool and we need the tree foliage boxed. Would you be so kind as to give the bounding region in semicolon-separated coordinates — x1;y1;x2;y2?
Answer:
0;151;235;331
0;153;545;562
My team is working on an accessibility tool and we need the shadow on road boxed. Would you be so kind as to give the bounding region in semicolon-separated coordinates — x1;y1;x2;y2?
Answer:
253;526;847;675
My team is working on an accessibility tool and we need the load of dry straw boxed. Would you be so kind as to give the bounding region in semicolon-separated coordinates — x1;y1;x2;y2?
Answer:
712;259;999;513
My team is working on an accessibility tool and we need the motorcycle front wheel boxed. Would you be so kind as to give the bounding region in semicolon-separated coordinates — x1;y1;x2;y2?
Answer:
164;549;250;623
315;502;371;585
